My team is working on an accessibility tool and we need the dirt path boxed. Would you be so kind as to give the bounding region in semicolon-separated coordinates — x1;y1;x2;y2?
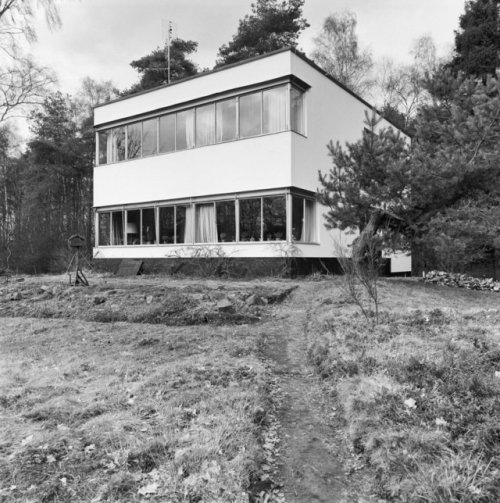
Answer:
260;282;358;503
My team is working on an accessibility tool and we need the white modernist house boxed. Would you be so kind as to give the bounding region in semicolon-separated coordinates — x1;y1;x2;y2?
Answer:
93;48;411;273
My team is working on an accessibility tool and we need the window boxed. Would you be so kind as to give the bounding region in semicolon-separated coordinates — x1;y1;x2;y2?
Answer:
142;208;156;244
176;205;192;244
239;92;262;138
304;199;316;241
263;87;287;134
159;205;192;243
292;196;304;242
291;87;305;135
98;213;110;246
126;209;140;245
142;118;157;157
216;201;236;242
292;196;316;242
263;196;286;240
176;109;195;150
97;192;315;246
159;206;175;243
159;114;175;153
111;127;126;162
98;130;110;165
111;211;124;245
216;98;237;142
127;123;142;159
239;198;262;241
196;104;215;147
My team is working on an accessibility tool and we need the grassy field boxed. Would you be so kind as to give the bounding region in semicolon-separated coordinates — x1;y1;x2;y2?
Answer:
307;279;500;502
1;274;500;502
0;276;293;503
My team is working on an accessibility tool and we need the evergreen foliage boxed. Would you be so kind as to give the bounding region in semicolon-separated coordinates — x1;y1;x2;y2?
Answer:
215;0;308;67
123;39;198;95
449;0;500;79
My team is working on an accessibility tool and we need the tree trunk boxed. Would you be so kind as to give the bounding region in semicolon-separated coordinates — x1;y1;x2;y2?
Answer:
352;211;385;260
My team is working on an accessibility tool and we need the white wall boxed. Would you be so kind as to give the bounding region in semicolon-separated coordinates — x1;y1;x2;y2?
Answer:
289;55;408;191
94;133;292;207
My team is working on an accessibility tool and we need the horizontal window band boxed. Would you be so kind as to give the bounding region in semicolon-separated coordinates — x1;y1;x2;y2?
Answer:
95;75;310;130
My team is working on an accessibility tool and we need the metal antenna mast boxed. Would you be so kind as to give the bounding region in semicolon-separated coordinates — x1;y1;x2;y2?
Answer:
162;20;174;84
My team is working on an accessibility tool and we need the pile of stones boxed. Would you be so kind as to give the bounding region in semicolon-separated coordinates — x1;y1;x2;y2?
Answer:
422;270;500;292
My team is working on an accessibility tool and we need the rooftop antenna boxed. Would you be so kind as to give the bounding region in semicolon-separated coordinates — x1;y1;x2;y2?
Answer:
162;20;176;84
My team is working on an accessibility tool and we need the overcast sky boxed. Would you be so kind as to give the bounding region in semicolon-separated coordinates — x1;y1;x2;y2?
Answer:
30;0;466;95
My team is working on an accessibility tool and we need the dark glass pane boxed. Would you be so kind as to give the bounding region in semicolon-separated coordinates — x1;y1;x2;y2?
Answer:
142;118;157;157
291;87;305;134
239;198;261;241
263;196;286;241
159;207;175;243
112;127;126;162
216;98;237;142
176;206;187;244
239;92;262;138
196;104;215;147
142;208;156;244
127;123;142;159
111;211;124;245
126;210;140;245
292;196;304;241
159;114;175;153
98;130;109;165
98;212;110;246
263;86;287;134
216;201;235;242
176;109;195;150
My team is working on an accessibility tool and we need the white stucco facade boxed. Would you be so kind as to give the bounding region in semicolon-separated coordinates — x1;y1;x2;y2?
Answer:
93;48;410;271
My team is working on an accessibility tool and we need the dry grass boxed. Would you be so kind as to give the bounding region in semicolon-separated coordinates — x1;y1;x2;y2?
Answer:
308;277;500;502
0;274;290;503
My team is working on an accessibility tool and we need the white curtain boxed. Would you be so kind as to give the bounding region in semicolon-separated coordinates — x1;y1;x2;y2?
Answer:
105;130;112;163
196;104;215;146
183;206;194;243
303;200;316;242
291;87;305;134
195;204;216;243
216;99;237;142
263;87;287;133
177;110;195;150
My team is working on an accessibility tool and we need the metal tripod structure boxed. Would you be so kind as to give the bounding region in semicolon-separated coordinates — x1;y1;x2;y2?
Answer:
66;234;91;286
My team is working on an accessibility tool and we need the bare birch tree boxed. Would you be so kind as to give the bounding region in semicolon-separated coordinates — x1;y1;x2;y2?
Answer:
311;11;374;98
0;0;60;122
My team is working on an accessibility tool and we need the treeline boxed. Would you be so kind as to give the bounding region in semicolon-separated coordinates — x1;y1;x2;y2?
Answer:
0;0;499;273
0;82;117;272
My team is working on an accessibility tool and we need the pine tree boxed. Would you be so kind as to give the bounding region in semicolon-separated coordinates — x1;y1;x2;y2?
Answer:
318;74;500;271
215;0;308;67
124;38;198;95
449;0;500;79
